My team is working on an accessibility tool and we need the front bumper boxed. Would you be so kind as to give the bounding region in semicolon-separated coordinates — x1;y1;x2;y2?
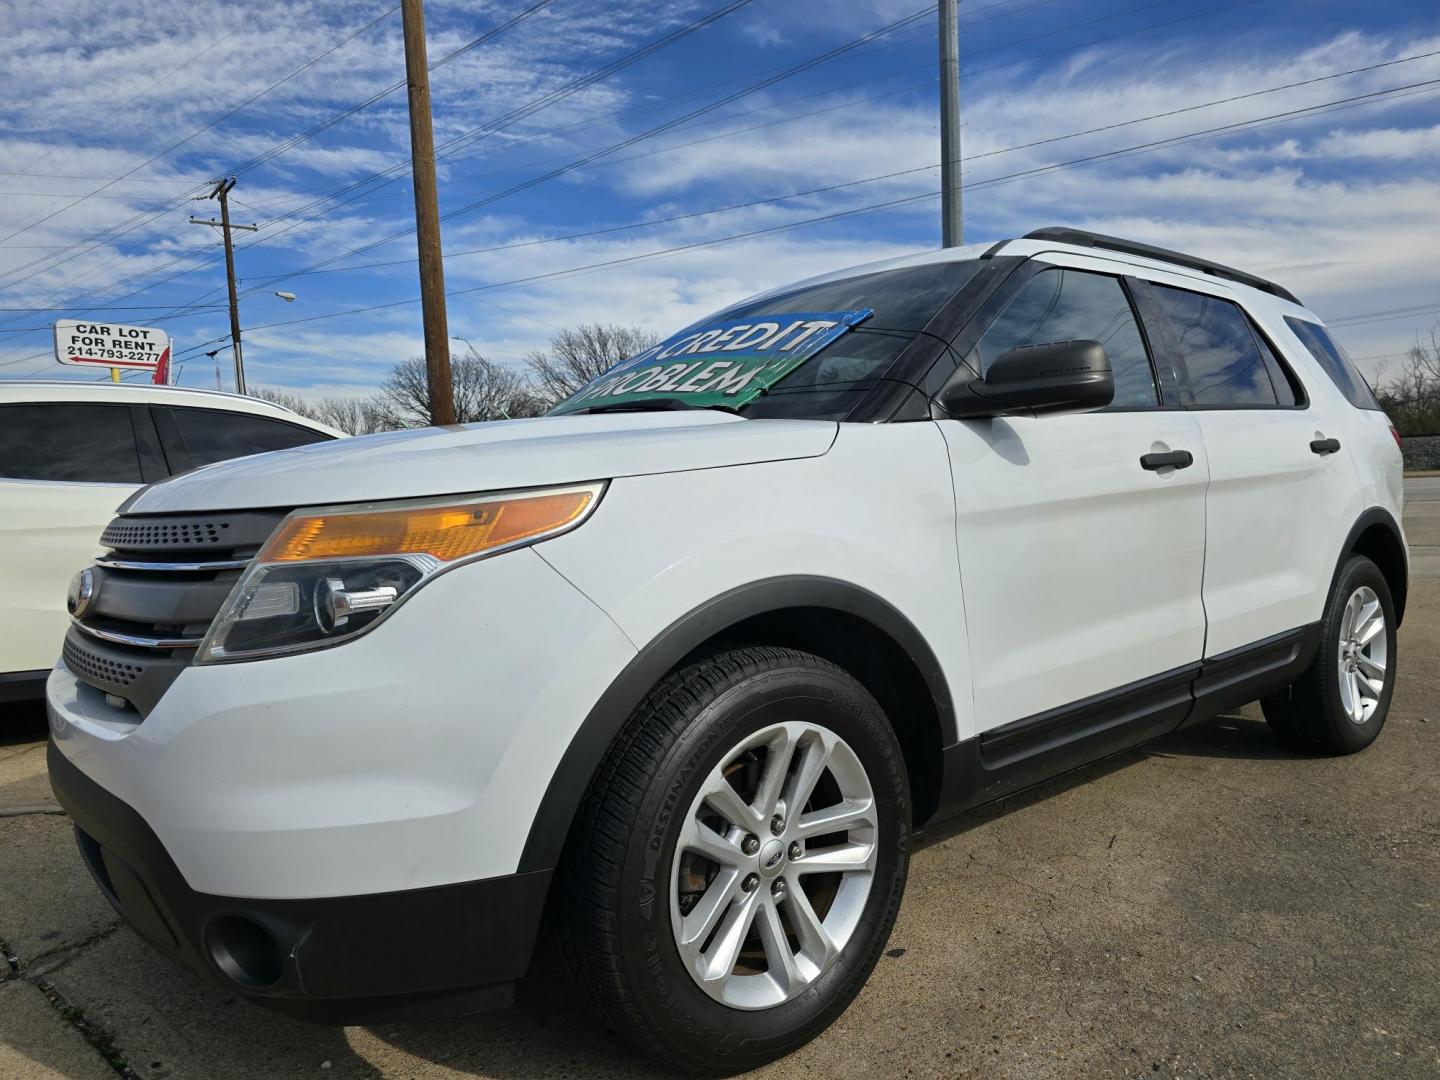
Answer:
44;547;636;898
48;740;550;1021
42;544;638;1019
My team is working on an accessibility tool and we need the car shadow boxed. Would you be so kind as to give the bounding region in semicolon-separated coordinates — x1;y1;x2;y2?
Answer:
914;710;1301;853
0;699;48;747
358;937;671;1078
1;707;1312;1079
1147;710;1325;762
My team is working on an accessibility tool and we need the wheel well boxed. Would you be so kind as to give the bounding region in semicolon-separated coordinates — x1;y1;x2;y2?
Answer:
686;607;947;826
1350;521;1408;626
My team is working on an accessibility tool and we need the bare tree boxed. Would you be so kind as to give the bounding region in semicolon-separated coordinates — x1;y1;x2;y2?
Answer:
249;386;393;435
1375;324;1440;436
523;323;659;408
312;395;394;435
248;385;313;416
378;351;539;427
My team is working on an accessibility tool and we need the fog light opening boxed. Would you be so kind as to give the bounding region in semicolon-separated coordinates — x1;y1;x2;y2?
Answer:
208;916;283;989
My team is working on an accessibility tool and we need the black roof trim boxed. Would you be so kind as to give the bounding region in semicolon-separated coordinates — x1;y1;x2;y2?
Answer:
1022;227;1302;305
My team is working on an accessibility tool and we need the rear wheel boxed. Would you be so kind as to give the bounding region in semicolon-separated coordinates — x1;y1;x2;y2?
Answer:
1262;555;1396;754
557;646;909;1075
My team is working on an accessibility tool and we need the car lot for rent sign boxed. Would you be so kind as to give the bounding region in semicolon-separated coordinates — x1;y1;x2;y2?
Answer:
54;320;170;371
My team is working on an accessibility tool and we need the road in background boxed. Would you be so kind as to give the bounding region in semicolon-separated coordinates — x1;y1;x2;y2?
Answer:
1407;475;1439;582
1406;476;1440;501
2;495;1437;1079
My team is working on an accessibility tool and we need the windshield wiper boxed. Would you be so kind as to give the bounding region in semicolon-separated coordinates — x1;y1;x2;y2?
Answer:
573;397;743;416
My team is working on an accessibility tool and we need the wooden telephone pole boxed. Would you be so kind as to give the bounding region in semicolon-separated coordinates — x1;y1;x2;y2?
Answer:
400;0;455;425
938;0;963;247
190;177;257;394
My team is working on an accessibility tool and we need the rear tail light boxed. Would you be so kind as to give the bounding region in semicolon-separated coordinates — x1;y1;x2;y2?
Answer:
1390;425;1403;448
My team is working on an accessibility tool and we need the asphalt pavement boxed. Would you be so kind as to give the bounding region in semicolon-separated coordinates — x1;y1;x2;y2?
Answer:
2;483;1437;1079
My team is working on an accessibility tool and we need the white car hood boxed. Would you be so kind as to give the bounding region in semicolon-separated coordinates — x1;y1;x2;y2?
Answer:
127;411;838;513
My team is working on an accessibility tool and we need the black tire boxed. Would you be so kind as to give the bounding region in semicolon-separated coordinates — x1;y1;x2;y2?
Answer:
556;646;910;1075
1262;554;1397;755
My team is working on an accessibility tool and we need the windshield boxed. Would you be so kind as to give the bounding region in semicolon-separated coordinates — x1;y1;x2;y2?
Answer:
548;259;982;420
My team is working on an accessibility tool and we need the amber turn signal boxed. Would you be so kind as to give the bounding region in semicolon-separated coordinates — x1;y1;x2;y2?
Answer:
259;485;600;564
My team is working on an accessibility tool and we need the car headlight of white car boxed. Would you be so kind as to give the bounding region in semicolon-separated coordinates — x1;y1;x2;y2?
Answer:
196;482;604;663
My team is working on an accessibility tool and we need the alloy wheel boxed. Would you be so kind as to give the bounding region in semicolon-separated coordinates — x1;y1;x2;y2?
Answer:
669;720;878;1010
1337;584;1387;725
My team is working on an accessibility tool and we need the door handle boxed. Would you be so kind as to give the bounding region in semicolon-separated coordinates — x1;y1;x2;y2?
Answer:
1140;450;1194;471
1310;437;1341;455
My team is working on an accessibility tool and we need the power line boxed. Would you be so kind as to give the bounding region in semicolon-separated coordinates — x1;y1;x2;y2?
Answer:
166;0;1271;304
0;5;401;262
7;0;1238;318
0;8;402;301
13;54;1436;327
120;78;1440;349
224;0;563;179
0;0;763;320
2;0;286;182
216;50;1440;294
238;7;967;289
0;172;204;184
1329;303;1440;328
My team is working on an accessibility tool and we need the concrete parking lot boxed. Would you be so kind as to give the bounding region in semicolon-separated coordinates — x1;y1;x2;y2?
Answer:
3;483;1438;1080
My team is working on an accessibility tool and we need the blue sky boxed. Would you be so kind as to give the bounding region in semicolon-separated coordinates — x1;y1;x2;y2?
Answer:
1;0;1437;395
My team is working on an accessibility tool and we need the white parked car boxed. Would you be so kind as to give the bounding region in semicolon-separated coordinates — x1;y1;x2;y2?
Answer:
47;229;1406;1073
0;382;339;704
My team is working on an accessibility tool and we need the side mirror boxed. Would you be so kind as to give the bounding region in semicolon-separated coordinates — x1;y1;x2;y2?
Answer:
935;339;1114;420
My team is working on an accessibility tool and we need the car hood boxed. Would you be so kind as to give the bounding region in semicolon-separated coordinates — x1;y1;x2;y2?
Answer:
126;411;838;513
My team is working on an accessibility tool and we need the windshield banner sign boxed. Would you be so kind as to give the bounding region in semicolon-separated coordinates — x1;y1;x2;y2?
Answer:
549;308;873;414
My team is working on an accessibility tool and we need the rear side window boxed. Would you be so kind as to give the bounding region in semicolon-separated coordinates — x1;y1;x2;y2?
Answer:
157;407;329;469
1285;318;1381;410
966;268;1159;407
0;403;142;483
1150;285;1289;407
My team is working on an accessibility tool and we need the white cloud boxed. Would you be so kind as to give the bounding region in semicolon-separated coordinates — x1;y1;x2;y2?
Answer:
1313;123;1440;160
2;10;1438;393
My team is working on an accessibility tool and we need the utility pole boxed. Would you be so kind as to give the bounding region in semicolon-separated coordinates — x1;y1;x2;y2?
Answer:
400;0;455;426
190;177;257;394
938;0;963;247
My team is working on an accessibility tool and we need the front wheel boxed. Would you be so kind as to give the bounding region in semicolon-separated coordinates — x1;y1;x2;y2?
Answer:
1263;554;1397;754
557;646;910;1075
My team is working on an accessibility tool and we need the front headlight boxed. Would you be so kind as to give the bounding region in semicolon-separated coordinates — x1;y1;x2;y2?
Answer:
196;482;603;663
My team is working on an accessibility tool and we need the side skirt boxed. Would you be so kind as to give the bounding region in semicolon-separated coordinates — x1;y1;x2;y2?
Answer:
934;624;1319;819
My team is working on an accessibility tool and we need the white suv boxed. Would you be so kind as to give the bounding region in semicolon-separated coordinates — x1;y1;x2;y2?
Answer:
0;382;339;704
46;229;1406;1073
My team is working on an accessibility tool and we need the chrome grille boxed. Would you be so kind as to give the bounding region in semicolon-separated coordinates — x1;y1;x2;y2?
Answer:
65;510;287;716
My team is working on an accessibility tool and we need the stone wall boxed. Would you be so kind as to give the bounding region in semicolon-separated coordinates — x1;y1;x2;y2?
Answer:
1402;433;1440;472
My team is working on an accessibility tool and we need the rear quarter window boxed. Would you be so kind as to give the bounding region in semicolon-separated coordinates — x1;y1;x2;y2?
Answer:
156;406;331;470
1284;318;1381;410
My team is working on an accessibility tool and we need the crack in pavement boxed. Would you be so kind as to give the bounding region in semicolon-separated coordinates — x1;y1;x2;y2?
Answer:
3;920;133;1077
0;804;66;818
33;977;142;1080
24;921;123;978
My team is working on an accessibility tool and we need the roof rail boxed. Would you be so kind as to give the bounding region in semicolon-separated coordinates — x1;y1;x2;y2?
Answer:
1022;227;1302;305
